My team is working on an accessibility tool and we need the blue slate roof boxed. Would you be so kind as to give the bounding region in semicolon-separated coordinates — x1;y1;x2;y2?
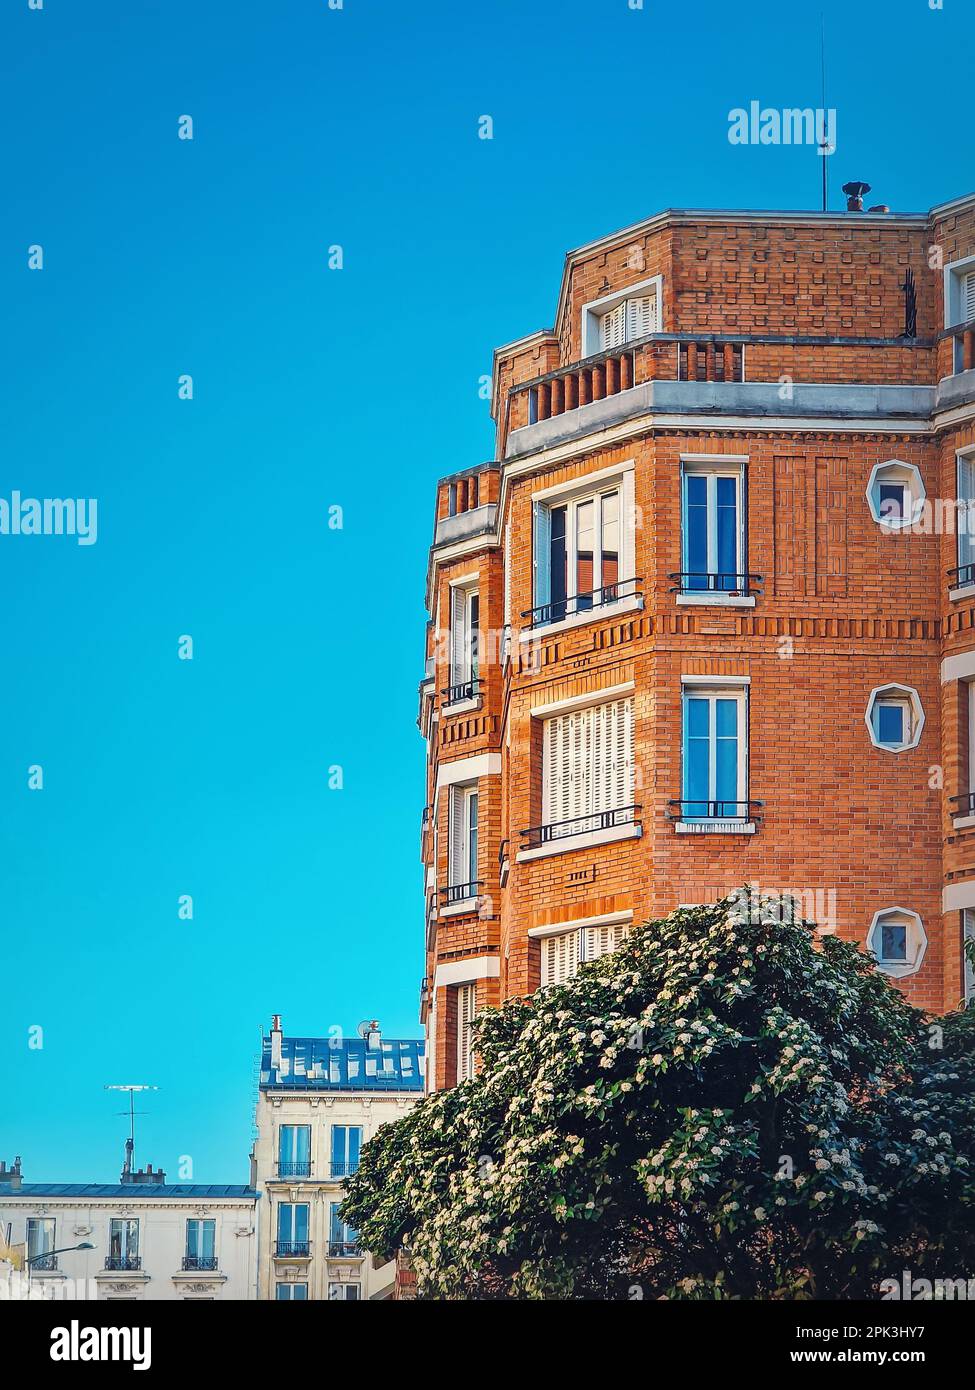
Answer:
0;1184;258;1199
260;1035;425;1092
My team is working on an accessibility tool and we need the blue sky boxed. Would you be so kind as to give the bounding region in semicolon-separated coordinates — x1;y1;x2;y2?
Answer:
0;0;970;1183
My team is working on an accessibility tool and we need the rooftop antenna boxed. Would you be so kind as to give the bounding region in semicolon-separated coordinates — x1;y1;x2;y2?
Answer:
818;15;832;212
104;1084;158;1176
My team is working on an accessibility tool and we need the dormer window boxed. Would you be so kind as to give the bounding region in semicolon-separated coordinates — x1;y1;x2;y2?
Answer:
581;276;662;357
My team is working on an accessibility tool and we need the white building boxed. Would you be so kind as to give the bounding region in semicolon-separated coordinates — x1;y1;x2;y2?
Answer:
253;1017;425;1301
0;1158;258;1301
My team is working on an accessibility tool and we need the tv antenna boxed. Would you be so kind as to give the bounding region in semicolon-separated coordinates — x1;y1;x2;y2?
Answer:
818;15;831;212
105;1084;159;1175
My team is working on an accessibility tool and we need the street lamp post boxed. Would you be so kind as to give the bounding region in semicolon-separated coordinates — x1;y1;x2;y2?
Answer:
25;1242;94;1296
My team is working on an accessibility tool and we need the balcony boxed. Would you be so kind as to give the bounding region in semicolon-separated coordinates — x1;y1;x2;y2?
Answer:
521;576;643;632
949;793;975;828
104;1254;141;1271
669;572;762;606
947;563;975;599
182;1255;218;1271
274;1241;311;1259
28;1254;58;1272
329;1162;360;1180
441;676;481;707
439;880;484;910
667;800;763;834
277;1162;312;1179
328;1241;361;1259
518;805;642;860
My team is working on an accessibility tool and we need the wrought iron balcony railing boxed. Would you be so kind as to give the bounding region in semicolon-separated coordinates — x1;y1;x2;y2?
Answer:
277;1161;312;1178
328;1241;361;1258
330;1162;360;1179
29;1254;58;1271
274;1241;311;1258
667;799;763;823
948;563;975;592
522;576;642;630
439;880;484;906
441;676;481;705
668;571;763;596
949;792;975;817
519;804;641;852
104;1254;141;1271
182;1255;218;1271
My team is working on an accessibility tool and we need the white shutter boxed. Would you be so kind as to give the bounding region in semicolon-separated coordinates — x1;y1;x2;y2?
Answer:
612;698;634;810
583;921;627;962
457;983;476;1080
448;787;466;888
503;517;512;626
626;294;656;339
965;272;975;324
449;588;465;687
532;502;551;613
599;303;625;350
542;930;580;986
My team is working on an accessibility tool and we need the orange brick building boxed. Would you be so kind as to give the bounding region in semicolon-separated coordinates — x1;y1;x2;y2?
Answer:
417;189;975;1093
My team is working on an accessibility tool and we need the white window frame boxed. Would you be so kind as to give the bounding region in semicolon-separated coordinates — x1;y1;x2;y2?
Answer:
329;1282;361;1301
447;579;480;706
542;697;634;837
679;458;746;594
581;275;663;357
446;783;478;903
541;920;628;987
943;253;975;371
864;683;925;753
456;981;476;1081
865;460;925;530
866;907;927;978
955;447;975;583
679;684;749;828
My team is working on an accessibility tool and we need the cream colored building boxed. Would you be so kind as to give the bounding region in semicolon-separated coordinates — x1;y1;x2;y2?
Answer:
252;1017;424;1301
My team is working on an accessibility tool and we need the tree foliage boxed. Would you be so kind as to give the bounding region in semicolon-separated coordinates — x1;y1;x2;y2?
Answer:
343;895;975;1299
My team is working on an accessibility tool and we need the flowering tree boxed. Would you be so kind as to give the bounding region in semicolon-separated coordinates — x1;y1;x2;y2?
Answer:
343;895;975;1299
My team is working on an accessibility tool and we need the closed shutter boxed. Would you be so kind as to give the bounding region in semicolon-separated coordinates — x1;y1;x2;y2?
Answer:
542;929;580;986
449;588;466;687
457;983;476;1080
503;517;512;626
626;293;657;339
532;502;551;614
965;272;975;324
448;787;467;888
600;302;626;350
610;698;634;811
544;699;633;831
583;921;627;961
543;714;574;829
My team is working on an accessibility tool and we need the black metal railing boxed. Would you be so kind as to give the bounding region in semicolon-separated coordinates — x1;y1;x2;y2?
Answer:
521;577;642;630
519;804;641;852
29;1254;58;1271
441;676;481;705
182;1255;218;1271
667;799;763;823
104;1255;141;1271
328;1241;361;1258
947;563;975;591
330;1162;359;1179
498;838;509;865
274;1241;311;1258
950;792;975;817
439;880;484;905
277;1161;312;1178
668;571;763;596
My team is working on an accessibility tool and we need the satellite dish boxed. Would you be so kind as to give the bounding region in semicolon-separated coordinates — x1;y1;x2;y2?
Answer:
357;1020;381;1049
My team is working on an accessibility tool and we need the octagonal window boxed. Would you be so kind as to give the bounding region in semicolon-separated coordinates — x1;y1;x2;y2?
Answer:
867;907;926;978
865;460;925;529
865;683;924;753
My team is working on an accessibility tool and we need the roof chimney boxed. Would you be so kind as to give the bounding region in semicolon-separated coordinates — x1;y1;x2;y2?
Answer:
842;180;871;212
270;1014;283;1073
0;1158;23;1192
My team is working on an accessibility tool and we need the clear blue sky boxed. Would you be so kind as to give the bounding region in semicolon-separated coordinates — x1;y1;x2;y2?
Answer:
1;0;969;1184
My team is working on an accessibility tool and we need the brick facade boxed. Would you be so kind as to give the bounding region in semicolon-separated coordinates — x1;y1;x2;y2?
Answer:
418;192;975;1092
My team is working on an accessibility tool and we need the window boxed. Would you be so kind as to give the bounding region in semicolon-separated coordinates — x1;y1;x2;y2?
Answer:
276;1203;310;1256
456;982;476;1081
964;910;975;1004
531;473;635;629
865;460;924;530
867;908;927;978
185;1219;216;1270
447;584;479;702
541;920;628;987
27;1217;55;1269
329;1282;361;1300
680;686;747;821
947;262;975;370
108;1218;140;1269
276;1283;308;1300
278;1124;311;1178
680;462;745;592
542;698;634;838
330;1125;362;1179
446;785;479;902
865;684;924;753
581;276;662;355
329;1202;358;1257
956;450;975;585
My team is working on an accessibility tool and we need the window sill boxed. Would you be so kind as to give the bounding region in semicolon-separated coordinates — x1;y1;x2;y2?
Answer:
499;859;510;886
953;814;975;830
675;593;756;608
518;594;643;641
949;583;975;602
442;697;481;716
439;898;480;917
516;821;641;862
674;820;757;835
